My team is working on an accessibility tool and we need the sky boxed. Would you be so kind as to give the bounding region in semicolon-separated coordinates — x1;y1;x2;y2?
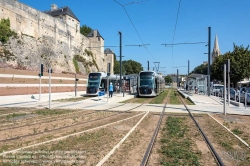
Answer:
19;0;250;75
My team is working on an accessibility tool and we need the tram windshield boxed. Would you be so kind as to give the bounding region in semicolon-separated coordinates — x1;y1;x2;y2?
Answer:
140;72;154;87
88;73;101;87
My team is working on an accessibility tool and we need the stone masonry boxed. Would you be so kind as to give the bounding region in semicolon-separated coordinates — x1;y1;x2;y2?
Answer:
0;0;113;74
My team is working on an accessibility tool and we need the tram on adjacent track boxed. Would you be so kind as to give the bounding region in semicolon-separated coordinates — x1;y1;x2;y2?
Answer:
86;72;119;96
86;72;138;96
137;71;165;97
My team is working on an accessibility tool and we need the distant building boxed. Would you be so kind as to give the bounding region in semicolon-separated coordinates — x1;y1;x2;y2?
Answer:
104;48;114;74
212;34;221;64
44;4;80;31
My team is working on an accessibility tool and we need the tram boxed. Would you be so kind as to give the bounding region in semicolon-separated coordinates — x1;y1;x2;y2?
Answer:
86;72;120;96
86;72;139;96
137;71;165;97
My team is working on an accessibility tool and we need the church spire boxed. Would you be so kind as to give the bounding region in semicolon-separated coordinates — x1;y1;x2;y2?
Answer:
212;34;220;64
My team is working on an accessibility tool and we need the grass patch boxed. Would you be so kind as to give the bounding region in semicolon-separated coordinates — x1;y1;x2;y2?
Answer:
6;113;27;119
33;109;71;116
218;140;233;150
135;97;150;103
120;97;149;103
160;116;201;165
169;90;181;104
52;96;91;102
0;145;11;153
232;128;243;135
150;89;168;104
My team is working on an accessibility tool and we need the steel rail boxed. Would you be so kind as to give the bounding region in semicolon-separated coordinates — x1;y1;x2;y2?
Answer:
0;103;145;143
178;95;224;166
140;104;166;166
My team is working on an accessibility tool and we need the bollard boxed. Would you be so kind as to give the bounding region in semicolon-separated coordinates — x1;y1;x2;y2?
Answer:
245;92;247;109
238;91;240;107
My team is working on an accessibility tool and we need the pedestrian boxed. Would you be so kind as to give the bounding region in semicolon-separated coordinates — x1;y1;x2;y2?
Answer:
116;83;119;93
195;86;198;94
109;82;113;98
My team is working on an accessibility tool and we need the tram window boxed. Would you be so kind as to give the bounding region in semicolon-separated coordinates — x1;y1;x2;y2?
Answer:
100;79;105;88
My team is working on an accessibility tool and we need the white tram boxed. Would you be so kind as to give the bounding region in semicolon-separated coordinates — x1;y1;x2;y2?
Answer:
137;71;165;97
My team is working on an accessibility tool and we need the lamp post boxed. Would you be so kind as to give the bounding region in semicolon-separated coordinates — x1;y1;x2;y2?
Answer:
119;31;122;94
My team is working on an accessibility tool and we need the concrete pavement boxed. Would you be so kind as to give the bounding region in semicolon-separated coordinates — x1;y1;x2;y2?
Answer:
179;90;250;115
0;90;249;115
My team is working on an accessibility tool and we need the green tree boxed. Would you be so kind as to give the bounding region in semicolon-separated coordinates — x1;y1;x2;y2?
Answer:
113;56;142;75
211;44;250;87
165;75;172;84
80;24;92;36
0;18;16;43
122;60;143;74
191;63;207;75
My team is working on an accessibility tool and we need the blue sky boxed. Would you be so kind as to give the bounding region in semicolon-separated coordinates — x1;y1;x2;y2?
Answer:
20;0;250;75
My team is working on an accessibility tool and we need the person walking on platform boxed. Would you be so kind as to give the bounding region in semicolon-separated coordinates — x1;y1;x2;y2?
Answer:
109;83;113;98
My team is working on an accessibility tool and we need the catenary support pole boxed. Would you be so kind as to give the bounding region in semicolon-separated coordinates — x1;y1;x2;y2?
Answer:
207;27;211;96
228;59;230;106
224;64;226;115
49;68;51;109
147;61;149;71
107;77;109;103
75;73;77;97
177;69;179;89
119;31;122;94
39;75;41;101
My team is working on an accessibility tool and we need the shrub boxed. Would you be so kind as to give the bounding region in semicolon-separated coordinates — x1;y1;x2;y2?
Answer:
73;57;80;73
0;18;17;43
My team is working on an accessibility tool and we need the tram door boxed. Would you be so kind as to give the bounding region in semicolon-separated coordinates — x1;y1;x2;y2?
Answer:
122;79;130;93
100;78;106;91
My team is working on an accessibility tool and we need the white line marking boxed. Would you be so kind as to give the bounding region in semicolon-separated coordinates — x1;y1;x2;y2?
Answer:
97;111;150;166
207;113;250;148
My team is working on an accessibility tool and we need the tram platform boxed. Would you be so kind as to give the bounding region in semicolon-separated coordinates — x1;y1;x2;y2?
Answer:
178;89;250;116
0;90;250;116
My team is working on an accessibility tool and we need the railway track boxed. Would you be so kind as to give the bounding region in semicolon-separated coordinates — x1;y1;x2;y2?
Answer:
0;103;138;130
0;103;146;157
140;88;171;166
139;89;224;166
178;95;224;166
0;110;98;131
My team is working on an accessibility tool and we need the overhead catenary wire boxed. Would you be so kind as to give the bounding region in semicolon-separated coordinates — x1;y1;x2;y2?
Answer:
171;0;182;73
162;42;207;46
113;0;156;61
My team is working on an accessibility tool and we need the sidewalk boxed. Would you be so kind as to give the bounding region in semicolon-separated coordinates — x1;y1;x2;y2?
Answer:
0;91;136;109
1;90;250;115
0;91;86;103
179;90;250;115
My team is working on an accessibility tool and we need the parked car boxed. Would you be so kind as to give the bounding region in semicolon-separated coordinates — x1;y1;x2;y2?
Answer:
220;88;237;100
235;87;250;103
211;84;224;96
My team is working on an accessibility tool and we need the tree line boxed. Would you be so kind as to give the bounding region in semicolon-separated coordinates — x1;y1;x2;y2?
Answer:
191;44;250;87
